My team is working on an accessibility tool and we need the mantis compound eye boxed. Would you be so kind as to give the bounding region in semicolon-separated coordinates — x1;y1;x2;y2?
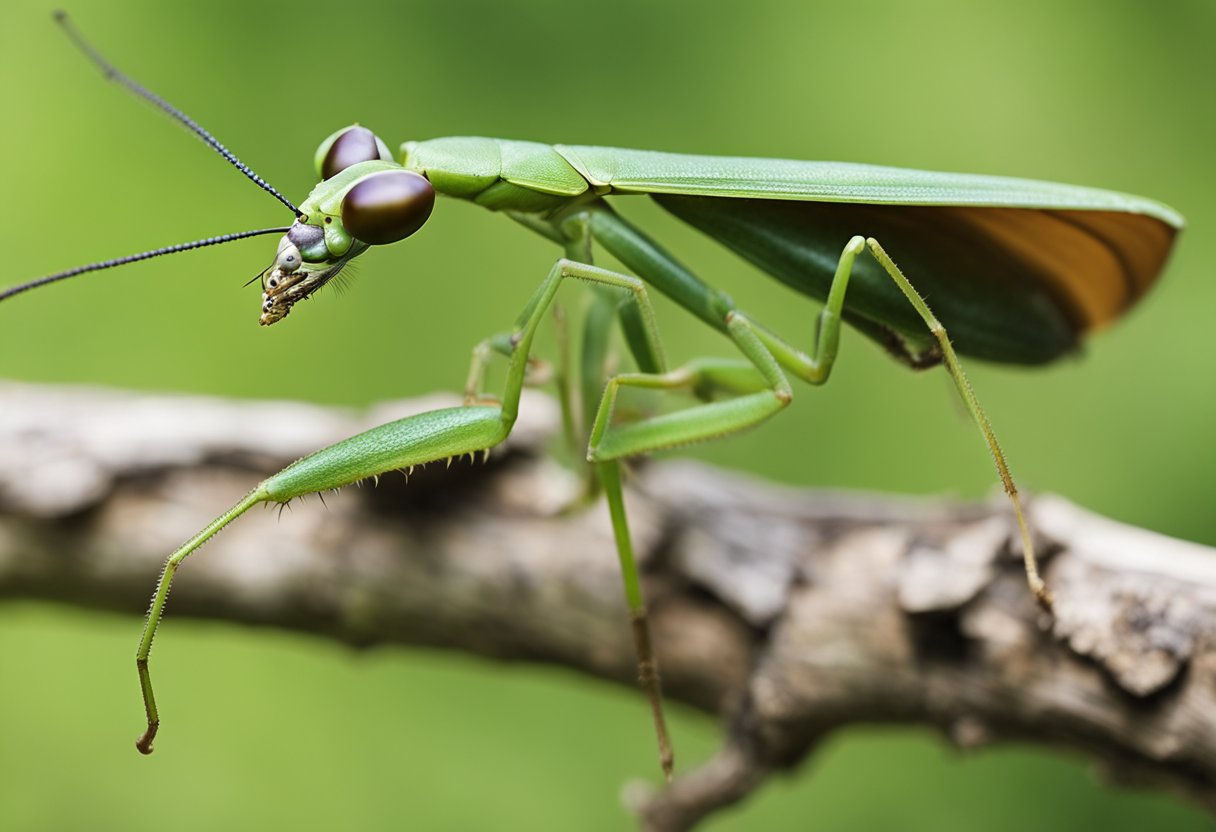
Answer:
315;125;394;180
341;170;435;245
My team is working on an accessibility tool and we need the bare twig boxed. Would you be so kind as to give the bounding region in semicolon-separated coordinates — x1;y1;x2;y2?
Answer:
2;381;1214;830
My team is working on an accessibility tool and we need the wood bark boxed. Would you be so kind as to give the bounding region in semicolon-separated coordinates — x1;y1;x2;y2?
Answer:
2;381;1214;830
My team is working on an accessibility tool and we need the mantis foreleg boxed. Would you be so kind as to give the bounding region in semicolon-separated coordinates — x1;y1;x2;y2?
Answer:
132;256;677;763
134;405;512;754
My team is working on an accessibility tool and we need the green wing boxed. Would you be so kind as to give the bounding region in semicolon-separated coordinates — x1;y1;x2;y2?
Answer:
547;144;1183;363
555;145;1184;229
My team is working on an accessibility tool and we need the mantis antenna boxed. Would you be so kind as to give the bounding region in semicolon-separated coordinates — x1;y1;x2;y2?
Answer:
0;228;292;302
53;10;299;216
0;14;302;303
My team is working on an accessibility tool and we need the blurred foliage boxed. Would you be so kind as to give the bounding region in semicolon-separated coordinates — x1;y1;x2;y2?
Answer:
1;0;1213;828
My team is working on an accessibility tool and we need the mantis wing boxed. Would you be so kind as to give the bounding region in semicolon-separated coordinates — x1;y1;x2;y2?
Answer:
554;145;1181;362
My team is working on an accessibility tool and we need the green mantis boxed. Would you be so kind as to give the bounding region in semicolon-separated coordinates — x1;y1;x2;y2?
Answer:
0;14;1183;782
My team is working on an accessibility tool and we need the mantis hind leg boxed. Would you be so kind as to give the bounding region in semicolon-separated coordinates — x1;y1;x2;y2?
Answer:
586;207;1050;610
863;236;1051;610
752;235;1051;610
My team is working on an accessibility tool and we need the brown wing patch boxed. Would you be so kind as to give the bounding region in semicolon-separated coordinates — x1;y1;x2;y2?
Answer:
944;207;1178;331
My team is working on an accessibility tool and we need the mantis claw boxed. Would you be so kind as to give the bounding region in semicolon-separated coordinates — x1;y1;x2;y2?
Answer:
136;724;158;755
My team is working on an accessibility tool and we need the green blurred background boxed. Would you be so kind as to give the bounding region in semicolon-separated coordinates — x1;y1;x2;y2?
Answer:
1;0;1213;828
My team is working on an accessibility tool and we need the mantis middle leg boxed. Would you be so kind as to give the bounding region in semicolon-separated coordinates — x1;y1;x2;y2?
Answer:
464;250;795;781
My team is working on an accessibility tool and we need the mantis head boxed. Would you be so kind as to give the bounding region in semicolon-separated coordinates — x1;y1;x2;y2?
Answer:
259;126;436;325
0;21;436;324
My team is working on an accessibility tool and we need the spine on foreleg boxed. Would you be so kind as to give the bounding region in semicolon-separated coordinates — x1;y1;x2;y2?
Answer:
263;406;509;501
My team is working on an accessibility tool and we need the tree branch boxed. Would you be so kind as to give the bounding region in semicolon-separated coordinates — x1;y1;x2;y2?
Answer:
2;381;1214;830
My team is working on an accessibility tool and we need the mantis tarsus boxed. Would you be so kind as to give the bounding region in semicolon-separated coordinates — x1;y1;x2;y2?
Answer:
1;13;1183;781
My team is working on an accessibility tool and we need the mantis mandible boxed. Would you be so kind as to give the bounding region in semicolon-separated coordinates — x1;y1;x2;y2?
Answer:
0;14;1183;781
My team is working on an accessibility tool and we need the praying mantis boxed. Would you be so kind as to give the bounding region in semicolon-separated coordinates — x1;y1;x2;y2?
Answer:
0;12;1183;784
